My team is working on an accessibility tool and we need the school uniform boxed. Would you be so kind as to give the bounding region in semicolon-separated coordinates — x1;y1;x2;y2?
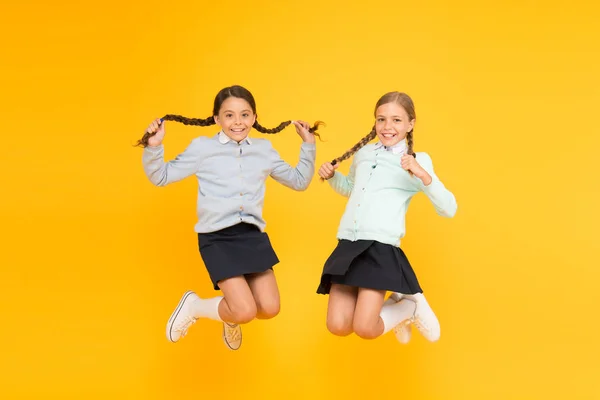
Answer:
144;131;316;289
317;140;457;295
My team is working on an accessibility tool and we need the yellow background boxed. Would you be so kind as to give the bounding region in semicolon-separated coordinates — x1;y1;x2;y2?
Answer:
2;0;599;398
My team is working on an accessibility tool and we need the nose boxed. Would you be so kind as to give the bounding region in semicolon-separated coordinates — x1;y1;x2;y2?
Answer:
383;120;393;130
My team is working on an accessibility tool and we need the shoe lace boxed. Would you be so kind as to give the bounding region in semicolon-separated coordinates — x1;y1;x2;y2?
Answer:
174;315;197;337
224;323;241;343
395;319;411;334
412;314;431;333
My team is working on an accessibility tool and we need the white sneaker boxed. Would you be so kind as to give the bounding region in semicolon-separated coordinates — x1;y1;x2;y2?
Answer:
404;293;440;342
166;291;200;343
222;322;242;350
387;293;412;344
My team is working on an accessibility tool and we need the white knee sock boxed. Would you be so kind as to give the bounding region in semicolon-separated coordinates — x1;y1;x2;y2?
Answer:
190;296;223;322
380;299;416;334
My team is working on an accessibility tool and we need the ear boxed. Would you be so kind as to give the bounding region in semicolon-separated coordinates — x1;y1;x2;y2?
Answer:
213;115;221;126
408;119;415;132
252;113;257;126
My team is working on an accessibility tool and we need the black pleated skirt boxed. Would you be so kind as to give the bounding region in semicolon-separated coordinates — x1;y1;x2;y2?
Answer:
317;239;423;295
198;223;279;290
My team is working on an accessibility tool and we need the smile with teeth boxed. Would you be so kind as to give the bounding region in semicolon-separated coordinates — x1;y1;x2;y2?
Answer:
382;133;397;138
231;128;245;133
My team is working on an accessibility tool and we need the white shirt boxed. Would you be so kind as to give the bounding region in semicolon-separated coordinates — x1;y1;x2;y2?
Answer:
374;139;408;155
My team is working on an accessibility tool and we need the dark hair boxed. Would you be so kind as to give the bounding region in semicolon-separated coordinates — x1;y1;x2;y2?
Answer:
136;85;323;147
329;91;416;166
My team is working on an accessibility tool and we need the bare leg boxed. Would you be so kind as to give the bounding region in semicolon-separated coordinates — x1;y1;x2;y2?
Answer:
326;283;358;336
352;288;387;339
246;270;280;320
217;276;258;324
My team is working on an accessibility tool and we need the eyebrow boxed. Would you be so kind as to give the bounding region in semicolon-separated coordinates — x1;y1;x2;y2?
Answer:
223;109;252;113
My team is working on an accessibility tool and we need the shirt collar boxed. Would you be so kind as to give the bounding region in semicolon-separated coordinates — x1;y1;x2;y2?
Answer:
374;139;407;155
218;131;252;145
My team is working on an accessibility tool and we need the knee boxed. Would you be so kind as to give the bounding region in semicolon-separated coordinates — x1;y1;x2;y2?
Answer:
353;320;381;340
327;316;354;337
230;301;257;324
256;299;280;320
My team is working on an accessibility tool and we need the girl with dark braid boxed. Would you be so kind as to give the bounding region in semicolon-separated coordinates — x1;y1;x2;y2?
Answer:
138;85;322;350
316;92;457;344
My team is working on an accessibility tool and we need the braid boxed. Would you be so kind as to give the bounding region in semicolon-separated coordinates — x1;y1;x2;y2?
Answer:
308;121;325;136
406;129;416;176
406;129;415;156
331;128;377;166
253;120;292;134
162;114;215;126
136;114;325;148
135;114;215;147
253;120;325;140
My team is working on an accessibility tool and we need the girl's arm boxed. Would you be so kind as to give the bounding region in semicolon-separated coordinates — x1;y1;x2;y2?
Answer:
143;139;204;187
327;159;356;198
269;142;316;191
404;152;457;217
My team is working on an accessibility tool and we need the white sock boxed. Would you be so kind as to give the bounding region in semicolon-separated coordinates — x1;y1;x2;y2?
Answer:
404;292;429;311
380;299;416;334
190;296;223;322
416;293;428;303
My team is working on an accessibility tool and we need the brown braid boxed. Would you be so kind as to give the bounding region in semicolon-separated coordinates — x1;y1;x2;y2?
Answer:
162;114;216;126
253;120;325;141
331;128;377;166
317;128;376;181
135;114;215;147
253;120;292;134
254;120;324;136
406;129;414;156
136;85;325;148
406;129;416;176
136;116;325;148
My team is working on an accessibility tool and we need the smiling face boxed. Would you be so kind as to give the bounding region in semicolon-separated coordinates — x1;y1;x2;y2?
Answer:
374;101;415;147
213;96;257;142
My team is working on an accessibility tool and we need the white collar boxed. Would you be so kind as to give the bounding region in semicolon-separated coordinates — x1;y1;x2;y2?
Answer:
218;131;252;145
374;139;407;155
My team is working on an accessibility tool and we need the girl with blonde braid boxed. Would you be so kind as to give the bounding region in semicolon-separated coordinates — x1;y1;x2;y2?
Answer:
317;91;456;343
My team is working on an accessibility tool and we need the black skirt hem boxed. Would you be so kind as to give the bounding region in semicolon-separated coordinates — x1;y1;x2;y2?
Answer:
316;239;422;295
198;223;279;290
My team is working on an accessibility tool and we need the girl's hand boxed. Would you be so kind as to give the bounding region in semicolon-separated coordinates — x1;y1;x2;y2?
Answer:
318;162;338;180
146;118;165;147
401;154;432;185
292;120;316;144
